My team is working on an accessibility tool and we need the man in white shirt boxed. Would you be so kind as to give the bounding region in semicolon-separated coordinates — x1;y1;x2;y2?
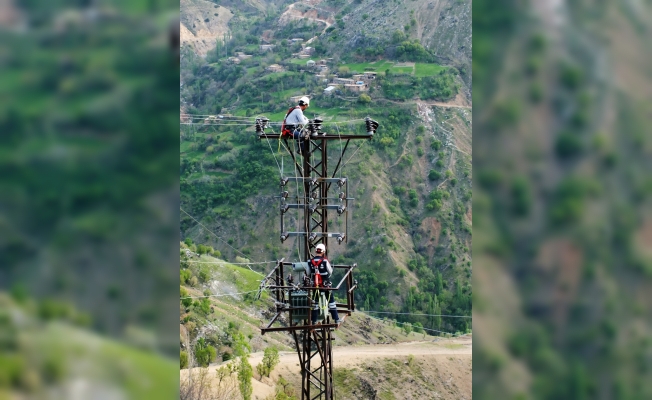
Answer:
284;96;310;139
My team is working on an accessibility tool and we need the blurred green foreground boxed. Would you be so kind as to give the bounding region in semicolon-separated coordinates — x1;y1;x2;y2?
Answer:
0;1;179;398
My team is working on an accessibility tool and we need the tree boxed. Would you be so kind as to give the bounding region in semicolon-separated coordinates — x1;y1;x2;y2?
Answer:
195;338;217;367
238;353;253;400
358;93;371;104
256;346;280;378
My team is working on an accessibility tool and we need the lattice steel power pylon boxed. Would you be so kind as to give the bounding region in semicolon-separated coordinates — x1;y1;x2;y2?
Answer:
255;116;378;400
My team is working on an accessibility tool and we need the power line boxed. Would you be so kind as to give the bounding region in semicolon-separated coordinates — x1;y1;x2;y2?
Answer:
361;312;467;337
181;289;261;300
185;260;276;266
362;310;471;319
180;208;265;276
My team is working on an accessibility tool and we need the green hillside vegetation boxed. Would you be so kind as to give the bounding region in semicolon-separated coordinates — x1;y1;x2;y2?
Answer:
180;0;472;366
0;293;176;399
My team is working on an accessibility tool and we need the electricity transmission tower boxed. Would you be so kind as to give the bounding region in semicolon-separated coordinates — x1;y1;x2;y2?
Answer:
255;117;378;400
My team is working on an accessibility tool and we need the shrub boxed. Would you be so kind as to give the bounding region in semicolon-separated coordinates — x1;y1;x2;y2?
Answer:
180;351;188;369
256;346;280;378
428;169;441;180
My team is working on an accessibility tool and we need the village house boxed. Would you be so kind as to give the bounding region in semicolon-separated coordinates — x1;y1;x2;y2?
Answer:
259;44;275;52
298;54;310;59
318;59;328;65
344;83;368;92
323;86;336;96
363;71;377;80
333;77;355;85
227;57;241;64
266;64;283;72
302;46;315;55
235;52;252;60
290;38;304;43
352;74;365;81
307;60;316;67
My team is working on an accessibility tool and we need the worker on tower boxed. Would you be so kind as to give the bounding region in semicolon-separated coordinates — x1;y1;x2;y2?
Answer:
281;96;311;154
310;243;342;325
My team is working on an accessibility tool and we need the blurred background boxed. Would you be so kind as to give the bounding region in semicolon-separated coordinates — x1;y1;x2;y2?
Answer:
0;0;179;399
473;0;652;399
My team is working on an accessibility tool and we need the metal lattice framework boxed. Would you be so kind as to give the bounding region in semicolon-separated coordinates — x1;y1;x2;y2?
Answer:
255;117;377;400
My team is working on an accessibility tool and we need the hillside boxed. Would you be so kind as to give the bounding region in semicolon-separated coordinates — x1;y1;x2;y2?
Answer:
473;0;652;399
179;246;471;399
180;0;472;396
0;292;177;399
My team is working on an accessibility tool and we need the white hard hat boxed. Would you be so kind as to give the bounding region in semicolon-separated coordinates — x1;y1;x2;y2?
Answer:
299;96;310;106
315;243;325;253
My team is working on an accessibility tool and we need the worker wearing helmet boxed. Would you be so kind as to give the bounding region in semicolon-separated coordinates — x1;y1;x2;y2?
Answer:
310;243;342;325
284;96;310;139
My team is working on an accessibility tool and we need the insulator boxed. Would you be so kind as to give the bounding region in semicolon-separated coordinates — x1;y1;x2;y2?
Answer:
280;177;289;186
312;118;323;132
337;205;346;215
309;177;318;186
365;117;379;135
308;233;317;242
337;178;346;187
281;191;289;199
338;192;346;200
280;233;288;242
337;234;345;244
280;204;289;214
309;204;318;213
310;190;319;200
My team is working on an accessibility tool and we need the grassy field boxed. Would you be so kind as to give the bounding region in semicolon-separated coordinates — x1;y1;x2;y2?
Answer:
336;60;445;77
414;63;447;77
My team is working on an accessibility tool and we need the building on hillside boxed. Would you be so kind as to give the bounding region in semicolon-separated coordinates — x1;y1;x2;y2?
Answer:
363;71;377;80
302;46;315;55
290;38;304;43
235;52;252;60
298;54;310;59
266;64;283;72
260;44;275;51
318;59;328;65
352;74;365;81
290;95;309;103
333;77;355;85
227;57;241;64
307;60;316;67
344;83;368;92
323;86;336;95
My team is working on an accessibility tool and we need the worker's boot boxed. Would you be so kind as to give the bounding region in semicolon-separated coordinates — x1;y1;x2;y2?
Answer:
330;309;342;324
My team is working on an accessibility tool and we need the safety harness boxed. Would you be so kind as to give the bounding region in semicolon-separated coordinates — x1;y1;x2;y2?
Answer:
281;106;300;137
310;256;329;287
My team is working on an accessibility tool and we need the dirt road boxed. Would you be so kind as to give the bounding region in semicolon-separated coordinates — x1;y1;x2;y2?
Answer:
193;337;472;399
